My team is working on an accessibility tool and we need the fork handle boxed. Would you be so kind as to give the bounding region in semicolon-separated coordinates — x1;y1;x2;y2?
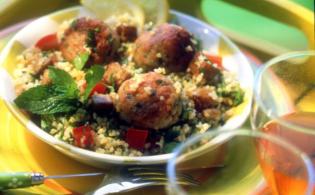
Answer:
0;172;44;190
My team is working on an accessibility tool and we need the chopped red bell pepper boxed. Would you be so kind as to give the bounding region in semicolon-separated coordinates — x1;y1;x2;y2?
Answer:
89;82;107;97
35;33;59;50
204;54;223;69
73;125;95;148
126;128;149;150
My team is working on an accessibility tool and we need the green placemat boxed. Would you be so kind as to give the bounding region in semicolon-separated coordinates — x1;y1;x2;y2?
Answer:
201;0;311;56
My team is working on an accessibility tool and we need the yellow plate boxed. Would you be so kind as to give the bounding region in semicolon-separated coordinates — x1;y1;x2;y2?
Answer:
0;7;261;195
0;23;167;193
0;99;104;194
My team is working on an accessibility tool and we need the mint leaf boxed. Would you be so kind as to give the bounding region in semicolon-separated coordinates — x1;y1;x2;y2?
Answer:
22;96;77;114
83;65;105;100
48;67;79;97
14;67;80;115
14;86;79;114
73;52;89;70
15;85;53;104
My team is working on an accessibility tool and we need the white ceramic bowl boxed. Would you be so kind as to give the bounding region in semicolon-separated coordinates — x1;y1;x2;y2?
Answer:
0;6;253;168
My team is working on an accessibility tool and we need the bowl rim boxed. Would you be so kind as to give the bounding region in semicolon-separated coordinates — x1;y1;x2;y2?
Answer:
0;6;253;165
253;50;315;135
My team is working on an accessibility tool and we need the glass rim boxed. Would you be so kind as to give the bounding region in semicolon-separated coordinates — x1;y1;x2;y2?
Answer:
254;50;315;135
166;129;315;195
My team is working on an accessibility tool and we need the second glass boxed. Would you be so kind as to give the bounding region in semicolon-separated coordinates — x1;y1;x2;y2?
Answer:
251;51;315;194
167;129;315;195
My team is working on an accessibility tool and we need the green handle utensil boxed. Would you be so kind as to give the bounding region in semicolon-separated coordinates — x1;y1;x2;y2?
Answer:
0;172;104;190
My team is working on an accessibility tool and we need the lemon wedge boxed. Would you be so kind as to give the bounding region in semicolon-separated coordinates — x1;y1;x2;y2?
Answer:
132;0;169;25
81;0;145;28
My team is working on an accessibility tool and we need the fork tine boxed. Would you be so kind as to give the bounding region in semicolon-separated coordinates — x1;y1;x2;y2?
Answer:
127;167;165;171
131;171;195;181
130;172;198;184
133;176;200;186
137;180;196;187
132;172;166;176
127;166;198;183
165;176;200;186
125;166;201;186
130;173;200;186
127;167;166;173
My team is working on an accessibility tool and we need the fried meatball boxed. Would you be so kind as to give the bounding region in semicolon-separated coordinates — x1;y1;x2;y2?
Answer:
188;52;222;85
202;108;221;121
133;23;196;72
40;69;51;85
60;31;87;63
117;72;181;129
102;62;132;89
60;17;120;65
22;48;59;76
187;86;219;111
116;24;138;42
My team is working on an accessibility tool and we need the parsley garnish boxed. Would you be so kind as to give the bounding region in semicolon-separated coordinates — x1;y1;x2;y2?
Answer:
230;90;244;106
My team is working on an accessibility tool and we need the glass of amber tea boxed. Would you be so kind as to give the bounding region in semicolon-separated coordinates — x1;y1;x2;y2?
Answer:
251;51;315;194
166;129;315;195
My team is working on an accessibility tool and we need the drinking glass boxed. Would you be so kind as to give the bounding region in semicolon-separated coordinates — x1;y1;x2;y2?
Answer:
166;129;315;195
251;51;315;193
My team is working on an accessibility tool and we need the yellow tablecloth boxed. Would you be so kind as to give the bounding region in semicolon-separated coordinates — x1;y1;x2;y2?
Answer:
0;1;264;194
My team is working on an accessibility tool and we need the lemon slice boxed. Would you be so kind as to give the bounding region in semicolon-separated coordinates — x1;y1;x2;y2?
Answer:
81;0;145;28
132;0;169;25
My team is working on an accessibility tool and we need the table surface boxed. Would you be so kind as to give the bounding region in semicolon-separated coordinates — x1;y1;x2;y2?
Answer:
0;28;180;195
0;2;272;194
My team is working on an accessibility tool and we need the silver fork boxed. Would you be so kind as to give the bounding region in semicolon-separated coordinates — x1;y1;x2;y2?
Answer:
89;166;200;195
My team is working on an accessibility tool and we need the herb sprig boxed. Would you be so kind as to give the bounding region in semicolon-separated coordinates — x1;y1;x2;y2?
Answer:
83;65;105;100
14;67;80;114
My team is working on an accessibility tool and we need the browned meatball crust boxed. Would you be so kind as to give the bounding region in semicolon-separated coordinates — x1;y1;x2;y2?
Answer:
60;31;87;63
117;72;181;129
188;52;222;85
187;86;219;111
60;17;120;65
133;24;196;72
116;24;138;42
102;62;132;89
